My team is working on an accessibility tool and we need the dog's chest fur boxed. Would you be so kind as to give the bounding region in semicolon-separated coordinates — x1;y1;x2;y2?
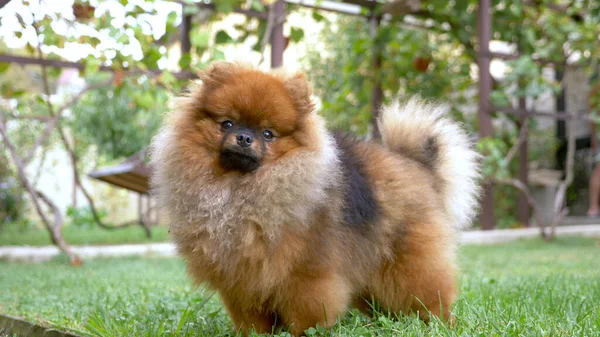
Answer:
160;143;340;288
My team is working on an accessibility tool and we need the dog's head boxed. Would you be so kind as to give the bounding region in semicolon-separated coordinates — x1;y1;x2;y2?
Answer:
176;62;317;175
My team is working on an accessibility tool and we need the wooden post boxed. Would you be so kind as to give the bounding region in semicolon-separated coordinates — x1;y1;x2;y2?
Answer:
590;81;600;152
517;39;530;225
72;169;77;208
517;97;530;226
181;7;192;71
138;193;143;224
555;71;567;171
270;0;285;68
146;194;152;225
370;13;383;139
181;13;192;55
478;0;495;229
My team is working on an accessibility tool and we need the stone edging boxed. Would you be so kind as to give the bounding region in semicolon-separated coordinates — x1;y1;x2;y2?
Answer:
460;224;600;244
0;243;175;263
1;225;600;263
0;314;83;337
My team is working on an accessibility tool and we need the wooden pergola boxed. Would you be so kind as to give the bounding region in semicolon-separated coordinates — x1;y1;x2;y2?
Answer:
0;0;591;229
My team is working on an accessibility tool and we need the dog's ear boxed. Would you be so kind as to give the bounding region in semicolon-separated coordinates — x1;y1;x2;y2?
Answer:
282;72;315;116
199;62;239;87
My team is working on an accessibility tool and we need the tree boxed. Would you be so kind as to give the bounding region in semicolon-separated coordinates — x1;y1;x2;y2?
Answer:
70;76;165;163
0;0;278;263
305;15;474;136
304;1;600;234
3;0;599;263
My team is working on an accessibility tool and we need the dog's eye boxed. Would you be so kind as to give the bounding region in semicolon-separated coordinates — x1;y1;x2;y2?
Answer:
221;120;234;130
262;130;274;141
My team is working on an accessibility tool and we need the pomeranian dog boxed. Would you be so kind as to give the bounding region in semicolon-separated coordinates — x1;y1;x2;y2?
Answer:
150;62;479;336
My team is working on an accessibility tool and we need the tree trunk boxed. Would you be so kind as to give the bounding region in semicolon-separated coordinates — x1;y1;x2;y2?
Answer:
0;117;82;265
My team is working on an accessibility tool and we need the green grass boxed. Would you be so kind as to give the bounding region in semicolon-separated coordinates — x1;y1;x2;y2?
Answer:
1;237;599;336
0;225;169;246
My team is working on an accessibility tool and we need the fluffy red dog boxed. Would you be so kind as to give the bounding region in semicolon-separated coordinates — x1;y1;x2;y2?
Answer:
150;62;480;336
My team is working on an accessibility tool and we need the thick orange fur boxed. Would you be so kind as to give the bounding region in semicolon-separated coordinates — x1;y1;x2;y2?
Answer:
150;62;479;336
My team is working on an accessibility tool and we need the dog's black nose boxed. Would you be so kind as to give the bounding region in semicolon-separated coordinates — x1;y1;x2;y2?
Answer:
236;133;253;147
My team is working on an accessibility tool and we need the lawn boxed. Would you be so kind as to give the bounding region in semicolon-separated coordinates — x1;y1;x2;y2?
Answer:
0;237;599;336
0;225;169;246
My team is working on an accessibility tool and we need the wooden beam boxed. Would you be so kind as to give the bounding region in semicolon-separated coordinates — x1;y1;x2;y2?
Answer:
522;0;586;21
0;54;195;80
0;0;11;10
285;0;367;17
382;0;421;16
0;54;114;72
193;0;377;19
485;51;570;67
340;0;377;8
196;2;269;19
494;106;590;121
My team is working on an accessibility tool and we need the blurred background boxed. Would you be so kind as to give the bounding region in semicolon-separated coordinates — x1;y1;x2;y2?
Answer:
1;0;600;237
0;1;599;336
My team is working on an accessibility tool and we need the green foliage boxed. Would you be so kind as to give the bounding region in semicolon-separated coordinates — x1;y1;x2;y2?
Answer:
0;0;279;248
491;56;561;106
0;154;25;225
1;237;599;336
2;0;283;163
65;206;108;229
304;14;475;136
305;0;600;136
528;120;560;167
2;0;600;232
0;224;168;246
70;77;165;162
0;182;24;224
477;117;561;228
477;137;511;179
304;16;374;135
302;1;600;226
477;133;524;228
289;27;304;43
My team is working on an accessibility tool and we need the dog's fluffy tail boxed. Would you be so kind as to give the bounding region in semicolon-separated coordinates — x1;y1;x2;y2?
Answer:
378;97;480;230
